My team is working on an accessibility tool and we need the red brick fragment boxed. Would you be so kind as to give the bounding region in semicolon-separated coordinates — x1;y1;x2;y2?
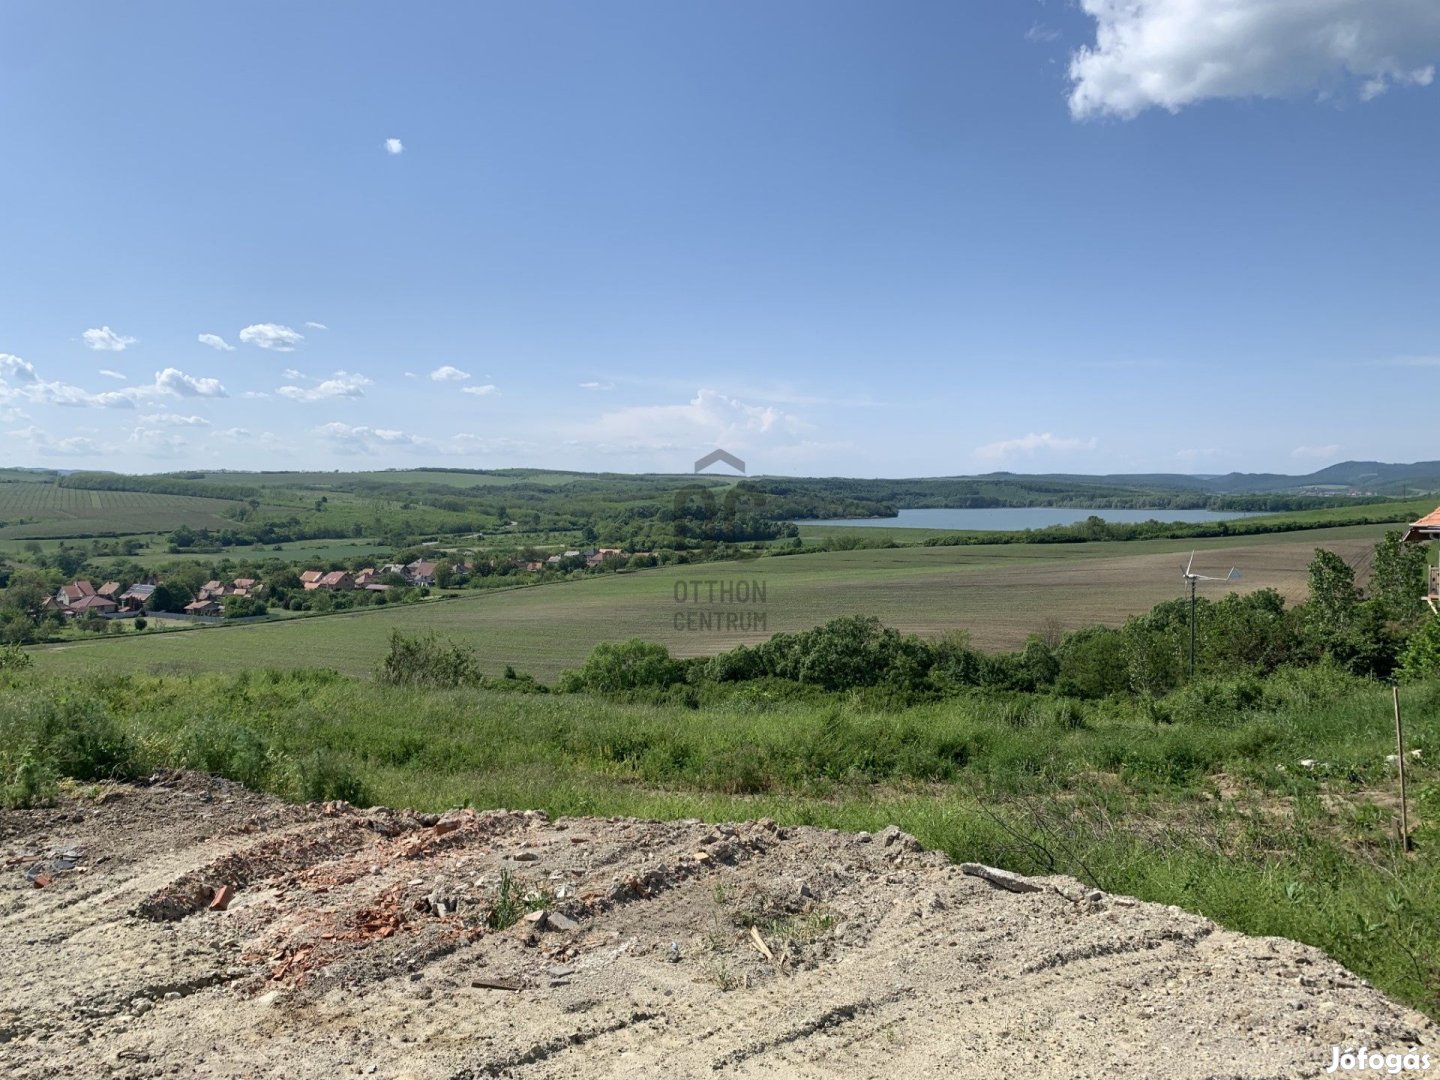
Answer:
209;884;234;911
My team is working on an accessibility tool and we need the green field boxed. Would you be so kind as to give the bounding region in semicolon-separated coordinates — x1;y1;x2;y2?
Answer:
0;482;246;540
29;524;1391;680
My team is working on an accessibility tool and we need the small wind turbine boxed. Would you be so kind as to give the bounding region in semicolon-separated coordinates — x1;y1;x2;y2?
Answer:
1182;552;1242;677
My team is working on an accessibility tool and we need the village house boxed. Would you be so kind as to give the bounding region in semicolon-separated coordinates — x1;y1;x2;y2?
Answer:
184;599;221;617
406;560;437;586
300;570;325;591
97;581;122;599
118;583;156;611
68;594;118;616
352;568;378;588
318;570;354;590
56;580;95;607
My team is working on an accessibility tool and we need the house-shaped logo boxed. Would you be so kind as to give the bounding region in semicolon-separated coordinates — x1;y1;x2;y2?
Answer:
693;448;746;475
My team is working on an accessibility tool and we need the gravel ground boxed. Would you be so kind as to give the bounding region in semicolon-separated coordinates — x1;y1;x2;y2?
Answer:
0;772;1434;1079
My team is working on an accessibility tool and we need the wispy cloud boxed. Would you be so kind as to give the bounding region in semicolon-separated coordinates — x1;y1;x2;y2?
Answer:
385;138;404;155
239;323;304;351
318;421;429;453
6;425;102;457
198;333;236;351
579;381;614;391
82;326;136;352
98;369;126;380
1025;21;1060;44
974;432;1098;461
430;365;471;382
461;384;499;397
277;371;371;402
139;413;211;427
304;321;328;331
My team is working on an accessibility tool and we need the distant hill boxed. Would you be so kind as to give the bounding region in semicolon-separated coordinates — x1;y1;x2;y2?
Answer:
974;461;1440;497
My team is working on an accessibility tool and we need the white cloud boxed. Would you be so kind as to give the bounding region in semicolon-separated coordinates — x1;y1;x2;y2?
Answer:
1069;0;1440;119
282;368;308;381
461;384;499;397
317;421;430;453
0;354;38;384
974;432;1098;460
579;381;614;391
98;369;126;380
198;333;236;351
139;413;210;427
82;326;137;352
304;321;328;330
1026;22;1060;44
404;371;417;379
588;388;805;454
126;426;190;456
277;371;371;401
430;365;472;382
1293;444;1341;460
6;426;102;457
385;138;404;155
240;391;270;400
154;367;227;398
239;323;304;351
0;359;226;410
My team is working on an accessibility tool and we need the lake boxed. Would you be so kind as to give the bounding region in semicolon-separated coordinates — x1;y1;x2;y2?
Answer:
793;507;1261;531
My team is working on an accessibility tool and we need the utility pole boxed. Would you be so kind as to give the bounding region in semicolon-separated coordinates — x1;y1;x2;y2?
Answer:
1189;575;1198;678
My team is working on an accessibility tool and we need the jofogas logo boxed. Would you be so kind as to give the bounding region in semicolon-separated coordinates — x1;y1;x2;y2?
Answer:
1326;1047;1433;1074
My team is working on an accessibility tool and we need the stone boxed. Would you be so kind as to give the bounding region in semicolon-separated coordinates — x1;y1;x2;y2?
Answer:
548;912;579;932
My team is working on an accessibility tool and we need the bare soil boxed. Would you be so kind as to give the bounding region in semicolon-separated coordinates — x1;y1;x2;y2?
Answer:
1;773;1434;1079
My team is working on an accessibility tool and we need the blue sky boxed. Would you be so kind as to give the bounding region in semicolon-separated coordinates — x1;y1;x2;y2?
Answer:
2;1;1438;477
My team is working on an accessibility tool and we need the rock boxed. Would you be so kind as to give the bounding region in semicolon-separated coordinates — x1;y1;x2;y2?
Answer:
256;991;284;1008
209;884;234;911
523;910;548;927
798;881;814;899
548;912;579;932
1086;890;1104;903
130;998;153;1015
512;852;540;862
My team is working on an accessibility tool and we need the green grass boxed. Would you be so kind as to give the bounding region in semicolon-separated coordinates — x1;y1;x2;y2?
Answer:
0;482;247;540
28;524;1395;680
2;663;1436;1017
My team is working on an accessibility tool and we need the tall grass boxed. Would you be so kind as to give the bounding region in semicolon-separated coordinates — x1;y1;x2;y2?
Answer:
1;665;1436;1016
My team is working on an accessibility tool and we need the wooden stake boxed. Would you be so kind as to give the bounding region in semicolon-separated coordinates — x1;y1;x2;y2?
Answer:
1393;686;1411;853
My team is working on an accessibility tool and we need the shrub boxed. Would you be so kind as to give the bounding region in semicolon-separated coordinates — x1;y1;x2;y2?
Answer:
377;630;482;689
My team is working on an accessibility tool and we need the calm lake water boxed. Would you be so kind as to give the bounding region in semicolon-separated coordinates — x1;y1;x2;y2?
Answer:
793;507;1260;531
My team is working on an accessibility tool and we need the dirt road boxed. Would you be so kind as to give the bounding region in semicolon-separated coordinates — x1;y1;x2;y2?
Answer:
1;773;1433;1078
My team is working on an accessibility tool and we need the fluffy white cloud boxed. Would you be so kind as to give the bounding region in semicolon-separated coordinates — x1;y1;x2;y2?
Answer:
0;354;38;383
0;358;226;409
461;384;499;396
277;371;371;401
82;326;137;352
317;421;430;453
1293;444;1341;460
156;367;227;398
1069;0;1440;119
98;369;126;380
239;323;304;351
974;432;1098;460
430;365;471;382
198;333;235;351
385;138;404;155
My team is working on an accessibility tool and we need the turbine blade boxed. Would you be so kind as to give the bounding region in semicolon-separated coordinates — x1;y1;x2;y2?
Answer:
1184;551;1195;577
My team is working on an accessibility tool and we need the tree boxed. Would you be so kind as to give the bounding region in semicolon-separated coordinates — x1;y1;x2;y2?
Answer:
1369;530;1429;624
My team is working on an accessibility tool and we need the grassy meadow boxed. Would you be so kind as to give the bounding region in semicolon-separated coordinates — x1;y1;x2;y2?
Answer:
29;524;1392;680
0;482;249;541
3;662;1435;1017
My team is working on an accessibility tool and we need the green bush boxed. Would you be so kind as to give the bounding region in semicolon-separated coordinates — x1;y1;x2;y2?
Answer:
377;630;482;689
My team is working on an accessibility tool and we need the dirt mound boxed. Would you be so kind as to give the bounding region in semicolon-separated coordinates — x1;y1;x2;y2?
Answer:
0;773;1434;1078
